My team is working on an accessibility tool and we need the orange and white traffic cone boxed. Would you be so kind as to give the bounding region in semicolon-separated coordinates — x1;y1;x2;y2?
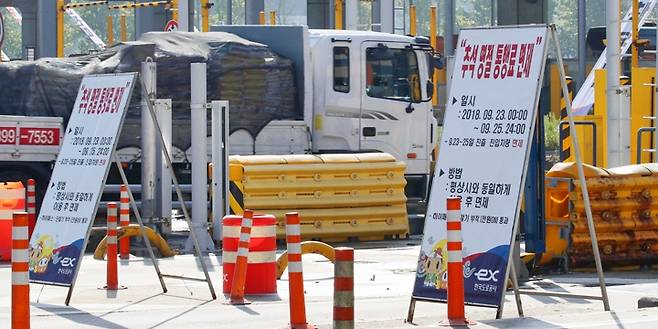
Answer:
119;185;130;260
285;212;316;329
333;247;354;329
101;203;126;290
26;179;36;239
12;211;30;329
443;197;474;326
227;209;253;305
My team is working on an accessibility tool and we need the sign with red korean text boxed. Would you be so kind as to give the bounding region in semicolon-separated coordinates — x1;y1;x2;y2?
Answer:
412;26;548;307
29;73;136;286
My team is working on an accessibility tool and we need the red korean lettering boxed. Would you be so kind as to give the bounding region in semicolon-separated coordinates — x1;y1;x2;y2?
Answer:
89;88;101;114
99;88;110;114
506;44;518;78
79;87;89;113
516;43;534;78
493;44;504;79
477;44;493;79
111;87;125;113
461;43;479;79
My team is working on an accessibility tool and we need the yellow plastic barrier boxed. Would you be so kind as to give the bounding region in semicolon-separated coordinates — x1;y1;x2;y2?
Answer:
94;224;176;260
276;241;335;279
543;162;658;267
228;153;409;241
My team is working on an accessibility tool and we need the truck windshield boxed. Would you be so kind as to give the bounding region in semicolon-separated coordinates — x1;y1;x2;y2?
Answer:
365;47;421;102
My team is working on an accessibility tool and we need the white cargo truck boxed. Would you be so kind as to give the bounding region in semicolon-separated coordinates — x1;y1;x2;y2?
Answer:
214;26;439;212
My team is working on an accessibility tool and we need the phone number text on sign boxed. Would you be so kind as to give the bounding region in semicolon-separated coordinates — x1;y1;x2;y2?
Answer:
0;127;60;146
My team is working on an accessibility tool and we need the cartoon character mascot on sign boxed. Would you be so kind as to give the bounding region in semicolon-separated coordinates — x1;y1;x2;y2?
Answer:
29;235;55;274
416;239;449;289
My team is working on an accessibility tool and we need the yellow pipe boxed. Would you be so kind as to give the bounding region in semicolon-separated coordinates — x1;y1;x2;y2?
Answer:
276;241;335;279
201;0;210;32
632;0;639;68
270;11;276;25
171;0;179;22
120;15;127;42
409;4;417;36
259;11;265;25
107;16;114;46
93;224;177;260
430;6;438;108
335;0;343;30
57;0;65;57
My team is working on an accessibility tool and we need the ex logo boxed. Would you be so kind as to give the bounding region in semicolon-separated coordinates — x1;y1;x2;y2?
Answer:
474;269;499;282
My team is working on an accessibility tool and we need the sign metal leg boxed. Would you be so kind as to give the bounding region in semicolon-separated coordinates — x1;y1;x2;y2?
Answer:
550;24;610;311
114;155;167;294
405;298;416;323
509;259;524;317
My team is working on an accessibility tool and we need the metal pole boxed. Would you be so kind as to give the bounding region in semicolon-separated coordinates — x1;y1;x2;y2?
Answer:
141;61;158;225
120;15;127;42
409;4;416;36
155;99;173;229
444;0;454;56
270;11;276;25
606;0;623;167
201;0;210;32
57;0;64;57
430;6;438;108
107;15;114;46
550;25;610;311
346;0;358;30
211;101;229;242
178;0;189;31
172;0;179;22
632;0;639;69
335;0;343;29
227;0;232;24
141;59;157;224
259;11;265;25
655;1;658;158
578;0;586;88
187;63;215;252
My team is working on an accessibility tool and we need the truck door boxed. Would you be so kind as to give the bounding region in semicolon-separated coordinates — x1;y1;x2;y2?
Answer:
359;41;430;175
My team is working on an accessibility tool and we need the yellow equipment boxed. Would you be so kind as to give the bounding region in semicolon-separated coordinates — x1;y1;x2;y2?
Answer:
543;162;658;268
275;241;335;279
94;224;176;260
228;153;409;241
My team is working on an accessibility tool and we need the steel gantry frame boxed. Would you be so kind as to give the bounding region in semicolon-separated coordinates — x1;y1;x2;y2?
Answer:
56;0;212;57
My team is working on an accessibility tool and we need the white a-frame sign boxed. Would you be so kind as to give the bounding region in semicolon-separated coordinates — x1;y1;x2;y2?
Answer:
407;24;609;321
29;72;217;305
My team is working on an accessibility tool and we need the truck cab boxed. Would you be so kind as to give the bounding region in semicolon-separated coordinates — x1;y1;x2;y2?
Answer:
308;30;436;191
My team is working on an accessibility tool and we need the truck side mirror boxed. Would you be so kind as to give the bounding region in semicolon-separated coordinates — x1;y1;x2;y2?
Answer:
431;54;444;70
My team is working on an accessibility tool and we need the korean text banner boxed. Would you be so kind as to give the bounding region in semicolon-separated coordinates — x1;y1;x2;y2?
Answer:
412;26;549;307
29;73;136;286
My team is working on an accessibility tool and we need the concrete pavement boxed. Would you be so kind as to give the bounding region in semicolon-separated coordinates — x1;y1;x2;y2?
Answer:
1;239;658;328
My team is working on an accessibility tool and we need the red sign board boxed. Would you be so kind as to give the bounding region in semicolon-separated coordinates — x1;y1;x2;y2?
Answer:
0;126;60;146
165;20;178;32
